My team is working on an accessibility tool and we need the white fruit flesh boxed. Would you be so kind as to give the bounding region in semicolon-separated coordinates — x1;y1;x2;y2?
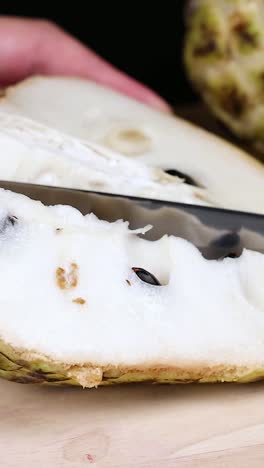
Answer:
1;76;264;213
0;187;264;371
0;112;210;207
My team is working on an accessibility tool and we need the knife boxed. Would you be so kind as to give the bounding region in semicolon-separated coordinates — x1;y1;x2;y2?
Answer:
0;179;263;260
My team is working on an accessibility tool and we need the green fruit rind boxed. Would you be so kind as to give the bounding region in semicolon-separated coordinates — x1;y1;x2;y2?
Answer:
184;3;228;64
1;339;264;387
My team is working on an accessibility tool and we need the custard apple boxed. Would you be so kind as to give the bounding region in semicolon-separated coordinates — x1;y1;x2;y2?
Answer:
1;77;264;213
184;0;264;155
0;187;263;387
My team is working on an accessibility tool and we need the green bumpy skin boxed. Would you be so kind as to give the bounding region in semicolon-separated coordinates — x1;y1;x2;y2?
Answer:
1;339;264;388
184;0;264;156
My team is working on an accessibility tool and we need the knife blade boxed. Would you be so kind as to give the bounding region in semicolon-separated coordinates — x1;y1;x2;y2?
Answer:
0;180;263;259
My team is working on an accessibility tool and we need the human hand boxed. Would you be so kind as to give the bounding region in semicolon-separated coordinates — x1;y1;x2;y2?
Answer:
0;16;171;113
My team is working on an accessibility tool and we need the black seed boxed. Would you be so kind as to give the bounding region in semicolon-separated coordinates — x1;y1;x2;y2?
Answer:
8;215;18;225
0;214;18;233
132;267;161;286
164;169;200;187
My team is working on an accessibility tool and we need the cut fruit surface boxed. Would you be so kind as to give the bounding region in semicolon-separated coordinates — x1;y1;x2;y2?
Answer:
0;111;213;207
0;188;264;387
0;76;264;213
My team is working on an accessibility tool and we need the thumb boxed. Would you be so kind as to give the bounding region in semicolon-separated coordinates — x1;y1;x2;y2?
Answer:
0;16;172;113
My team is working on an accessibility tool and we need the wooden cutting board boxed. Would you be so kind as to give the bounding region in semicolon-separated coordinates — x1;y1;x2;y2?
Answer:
1;378;264;467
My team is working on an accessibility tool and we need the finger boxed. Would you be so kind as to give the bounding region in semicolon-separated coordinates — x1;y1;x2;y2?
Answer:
0;16;172;113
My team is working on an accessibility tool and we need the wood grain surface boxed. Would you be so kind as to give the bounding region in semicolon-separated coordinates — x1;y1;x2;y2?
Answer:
1;379;264;467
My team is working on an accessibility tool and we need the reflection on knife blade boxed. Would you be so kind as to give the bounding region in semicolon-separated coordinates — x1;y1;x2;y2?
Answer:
0;180;263;259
